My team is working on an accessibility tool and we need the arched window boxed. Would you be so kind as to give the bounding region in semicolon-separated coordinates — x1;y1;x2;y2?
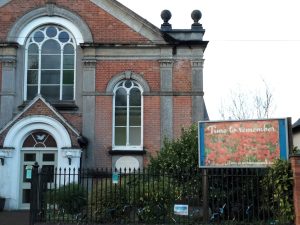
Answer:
113;80;143;150
25;25;75;101
23;131;57;148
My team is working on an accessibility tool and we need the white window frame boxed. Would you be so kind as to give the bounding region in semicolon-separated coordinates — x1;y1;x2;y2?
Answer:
24;25;76;101
112;80;144;151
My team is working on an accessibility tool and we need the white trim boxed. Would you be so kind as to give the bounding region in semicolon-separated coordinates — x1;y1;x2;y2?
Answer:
0;0;10;7
4;116;72;147
17;17;83;45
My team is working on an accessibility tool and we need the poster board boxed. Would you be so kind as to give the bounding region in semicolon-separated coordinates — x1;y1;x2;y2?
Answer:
198;118;289;167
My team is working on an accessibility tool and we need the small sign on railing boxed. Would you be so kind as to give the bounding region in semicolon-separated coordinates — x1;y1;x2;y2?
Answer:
112;172;119;184
25;165;33;179
174;204;189;216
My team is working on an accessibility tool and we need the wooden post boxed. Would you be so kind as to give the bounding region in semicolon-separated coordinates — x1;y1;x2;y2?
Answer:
202;168;209;222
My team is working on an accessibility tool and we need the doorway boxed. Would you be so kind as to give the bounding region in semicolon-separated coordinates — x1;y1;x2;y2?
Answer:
19;131;57;209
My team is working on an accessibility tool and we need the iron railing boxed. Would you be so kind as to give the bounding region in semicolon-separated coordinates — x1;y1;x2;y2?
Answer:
30;166;293;225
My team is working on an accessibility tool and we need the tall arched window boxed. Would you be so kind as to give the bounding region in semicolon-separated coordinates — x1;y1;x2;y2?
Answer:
113;80;143;150
25;25;75;101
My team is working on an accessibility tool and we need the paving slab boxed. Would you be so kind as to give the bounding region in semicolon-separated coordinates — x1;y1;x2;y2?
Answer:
0;210;29;225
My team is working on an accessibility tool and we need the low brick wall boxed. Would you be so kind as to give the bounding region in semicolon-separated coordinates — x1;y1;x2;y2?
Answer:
291;154;300;225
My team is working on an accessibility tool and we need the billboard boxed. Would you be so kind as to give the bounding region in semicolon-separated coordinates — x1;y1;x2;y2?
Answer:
198;118;290;168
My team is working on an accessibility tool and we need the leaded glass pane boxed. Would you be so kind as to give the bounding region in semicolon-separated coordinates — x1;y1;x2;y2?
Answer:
64;44;74;54
42;40;60;54
125;80;132;88
27;55;38;69
41;165;54;182
33;31;44;42
58;31;69;43
129;108;141;126
46;26;57;38
23;135;35;147
115;88;127;106
27;86;38;100
63;55;74;69
28;44;38;54
129;127;141;145
130;88;141;106
43;154;55;162
41;85;60;100
41;55;60;69
22;189;31;203
63;70;74;84
115;127;126;145
41;70;60;84
24;154;36;162
62;85;74;100
27;70;38;84
44;134;57;147
115;107;127;126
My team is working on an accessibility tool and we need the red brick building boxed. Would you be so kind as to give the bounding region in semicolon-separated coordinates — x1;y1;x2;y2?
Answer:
0;0;208;209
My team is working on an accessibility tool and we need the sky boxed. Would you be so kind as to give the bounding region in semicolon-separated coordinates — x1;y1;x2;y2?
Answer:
118;0;300;123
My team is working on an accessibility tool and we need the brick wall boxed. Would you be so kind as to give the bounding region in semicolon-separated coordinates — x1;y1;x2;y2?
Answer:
173;60;192;92
94;96;113;168
0;0;149;44
95;60;160;92
291;155;300;225
144;96;161;162
173;96;192;138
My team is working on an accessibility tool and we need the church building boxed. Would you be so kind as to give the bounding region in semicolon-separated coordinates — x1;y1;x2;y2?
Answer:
0;0;208;210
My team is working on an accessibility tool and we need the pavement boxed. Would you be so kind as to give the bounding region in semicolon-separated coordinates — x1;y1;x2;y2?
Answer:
0;210;29;225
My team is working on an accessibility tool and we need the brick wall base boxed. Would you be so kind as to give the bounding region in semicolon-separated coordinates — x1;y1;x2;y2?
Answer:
290;155;300;225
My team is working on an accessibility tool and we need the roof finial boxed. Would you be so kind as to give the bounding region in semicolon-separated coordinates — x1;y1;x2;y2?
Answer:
161;10;172;31
191;10;203;30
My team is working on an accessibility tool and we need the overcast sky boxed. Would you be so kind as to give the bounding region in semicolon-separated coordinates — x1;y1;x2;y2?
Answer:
118;0;300;123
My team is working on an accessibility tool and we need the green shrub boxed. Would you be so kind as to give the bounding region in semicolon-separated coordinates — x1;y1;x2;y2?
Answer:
261;159;294;223
46;183;87;215
149;124;199;172
90;175;178;223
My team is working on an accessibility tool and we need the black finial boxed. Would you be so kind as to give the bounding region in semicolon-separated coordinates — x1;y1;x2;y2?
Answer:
161;10;172;31
191;10;203;30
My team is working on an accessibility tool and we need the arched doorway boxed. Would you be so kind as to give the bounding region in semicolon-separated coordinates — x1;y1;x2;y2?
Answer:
1;115;81;210
20;130;57;209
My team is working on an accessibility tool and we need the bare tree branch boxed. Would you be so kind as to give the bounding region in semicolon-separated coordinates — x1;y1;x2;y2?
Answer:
219;79;275;120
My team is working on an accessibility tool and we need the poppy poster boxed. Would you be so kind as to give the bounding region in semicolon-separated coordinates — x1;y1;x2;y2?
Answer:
198;119;289;167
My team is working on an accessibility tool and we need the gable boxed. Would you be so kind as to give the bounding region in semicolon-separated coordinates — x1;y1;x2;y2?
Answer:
89;0;166;44
0;0;166;44
0;96;80;147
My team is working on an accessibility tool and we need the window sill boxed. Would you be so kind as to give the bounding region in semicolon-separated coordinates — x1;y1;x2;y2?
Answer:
108;149;147;155
19;100;79;111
